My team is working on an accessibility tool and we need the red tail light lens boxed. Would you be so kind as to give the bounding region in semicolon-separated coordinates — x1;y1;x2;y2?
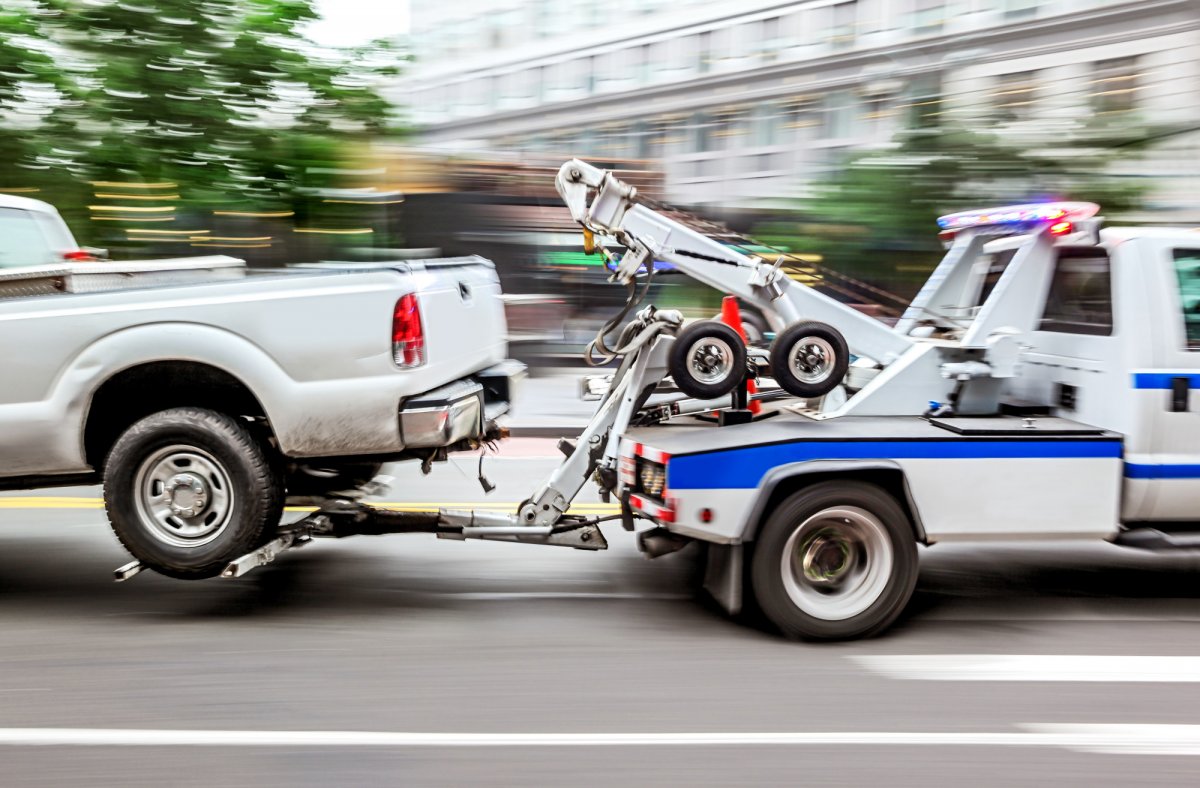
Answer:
392;294;425;368
62;250;97;262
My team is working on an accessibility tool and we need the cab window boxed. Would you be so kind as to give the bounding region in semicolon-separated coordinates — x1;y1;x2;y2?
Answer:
1038;249;1113;335
0;207;68;268
1173;249;1200;351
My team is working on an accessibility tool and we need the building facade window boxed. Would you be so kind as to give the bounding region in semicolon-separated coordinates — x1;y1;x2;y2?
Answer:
912;0;946;35
697;30;712;73
1091;56;1140;114
1001;0;1039;20
822;90;857;139
905;73;943;127
830;1;858;49
993;70;1039;122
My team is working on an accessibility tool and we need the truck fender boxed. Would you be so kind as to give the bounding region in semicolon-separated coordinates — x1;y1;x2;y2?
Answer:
736;459;928;544
60;324;294;459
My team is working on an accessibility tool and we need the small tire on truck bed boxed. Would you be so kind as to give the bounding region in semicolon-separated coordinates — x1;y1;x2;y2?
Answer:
750;481;917;641
103;407;284;580
668;320;747;401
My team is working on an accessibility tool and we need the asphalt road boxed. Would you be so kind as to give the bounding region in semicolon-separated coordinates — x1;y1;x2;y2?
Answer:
2;446;1199;786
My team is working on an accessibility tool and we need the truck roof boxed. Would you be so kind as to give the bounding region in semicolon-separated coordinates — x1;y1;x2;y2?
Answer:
0;193;59;214
1100;226;1200;243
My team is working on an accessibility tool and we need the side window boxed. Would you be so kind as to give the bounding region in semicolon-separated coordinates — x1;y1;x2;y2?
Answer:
974;248;1018;307
0;208;55;269
1173;249;1200;351
1038;250;1113;335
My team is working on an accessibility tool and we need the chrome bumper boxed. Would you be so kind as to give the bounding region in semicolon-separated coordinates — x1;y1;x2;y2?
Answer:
399;361;526;449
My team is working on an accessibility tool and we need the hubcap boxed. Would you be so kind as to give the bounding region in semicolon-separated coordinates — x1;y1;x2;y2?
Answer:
781;506;893;621
687;336;734;386
789;336;836;384
133;445;235;548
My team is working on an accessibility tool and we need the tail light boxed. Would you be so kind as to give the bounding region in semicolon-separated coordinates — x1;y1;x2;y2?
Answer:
62;250;98;262
392;294;425;368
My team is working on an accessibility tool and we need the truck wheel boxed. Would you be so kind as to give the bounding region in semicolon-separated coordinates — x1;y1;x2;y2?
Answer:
103;407;285;579
769;321;849;399
668;320;747;400
751;481;917;641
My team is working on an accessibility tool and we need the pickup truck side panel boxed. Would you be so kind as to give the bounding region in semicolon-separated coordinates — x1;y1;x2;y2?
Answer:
0;263;506;477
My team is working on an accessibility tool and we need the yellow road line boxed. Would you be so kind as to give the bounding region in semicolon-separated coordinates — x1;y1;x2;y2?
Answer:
0;497;621;515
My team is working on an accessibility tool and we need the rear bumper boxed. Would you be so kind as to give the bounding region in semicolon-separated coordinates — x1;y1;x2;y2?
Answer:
399;360;526;448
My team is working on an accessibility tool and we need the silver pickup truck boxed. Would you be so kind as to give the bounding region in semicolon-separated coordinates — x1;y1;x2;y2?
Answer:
0;194;523;578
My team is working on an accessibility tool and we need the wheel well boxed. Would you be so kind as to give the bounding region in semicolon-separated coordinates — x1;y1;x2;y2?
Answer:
84;361;272;470
747;469;927;544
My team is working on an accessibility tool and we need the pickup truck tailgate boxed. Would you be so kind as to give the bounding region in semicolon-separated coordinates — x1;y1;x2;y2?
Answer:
409;256;507;383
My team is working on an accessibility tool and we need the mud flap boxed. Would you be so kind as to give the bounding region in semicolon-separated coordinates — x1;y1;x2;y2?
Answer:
704;543;743;615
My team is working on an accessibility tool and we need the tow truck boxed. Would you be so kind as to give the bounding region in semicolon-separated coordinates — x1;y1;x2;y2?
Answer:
118;160;1200;641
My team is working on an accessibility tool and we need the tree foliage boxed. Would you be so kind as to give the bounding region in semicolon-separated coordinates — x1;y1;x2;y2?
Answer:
1;0;403;230
754;121;1154;296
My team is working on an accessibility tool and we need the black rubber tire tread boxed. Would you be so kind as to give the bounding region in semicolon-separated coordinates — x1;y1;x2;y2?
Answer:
769;321;850;399
750;481;918;641
668;320;747;400
103;407;284;580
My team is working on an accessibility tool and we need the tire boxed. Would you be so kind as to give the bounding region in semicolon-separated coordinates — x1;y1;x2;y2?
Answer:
103;407;285;580
769;321;850;399
750;481;918;641
668;320;747;400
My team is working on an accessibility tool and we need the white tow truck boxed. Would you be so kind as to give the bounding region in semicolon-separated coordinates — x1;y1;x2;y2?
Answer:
120;160;1200;642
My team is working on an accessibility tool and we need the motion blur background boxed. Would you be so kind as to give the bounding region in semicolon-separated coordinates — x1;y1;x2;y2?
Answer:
3;0;1199;355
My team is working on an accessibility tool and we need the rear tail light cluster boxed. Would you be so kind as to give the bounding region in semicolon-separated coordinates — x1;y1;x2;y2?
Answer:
626;443;676;523
62;250;98;262
639;461;666;498
392;294;426;368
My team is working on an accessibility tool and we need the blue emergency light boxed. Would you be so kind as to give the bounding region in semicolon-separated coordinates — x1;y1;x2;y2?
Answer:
936;202;1100;234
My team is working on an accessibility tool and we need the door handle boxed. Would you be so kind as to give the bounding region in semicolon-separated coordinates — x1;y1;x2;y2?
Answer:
1170;376;1191;413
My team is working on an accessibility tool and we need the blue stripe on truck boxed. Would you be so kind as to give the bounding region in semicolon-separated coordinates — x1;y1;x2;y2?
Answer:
1132;373;1200;389
1124;463;1200;479
666;440;1123;490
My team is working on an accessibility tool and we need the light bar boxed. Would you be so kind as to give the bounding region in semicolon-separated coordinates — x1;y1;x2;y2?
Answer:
937;202;1099;231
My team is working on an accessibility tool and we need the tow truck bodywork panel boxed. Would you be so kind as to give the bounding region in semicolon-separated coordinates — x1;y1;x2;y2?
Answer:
622;415;1123;545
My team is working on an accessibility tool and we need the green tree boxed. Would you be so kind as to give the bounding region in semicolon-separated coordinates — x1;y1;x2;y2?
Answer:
1;0;404;247
755;121;1153;298
47;0;401;201
0;2;80;191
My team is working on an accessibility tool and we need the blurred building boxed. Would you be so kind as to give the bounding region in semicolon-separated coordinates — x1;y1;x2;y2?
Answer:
395;0;1200;220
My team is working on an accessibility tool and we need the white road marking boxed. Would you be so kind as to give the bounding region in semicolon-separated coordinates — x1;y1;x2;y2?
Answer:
0;725;1197;753
853;654;1200;682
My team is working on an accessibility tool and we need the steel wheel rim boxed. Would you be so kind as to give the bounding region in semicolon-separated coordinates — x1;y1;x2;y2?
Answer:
686;335;735;386
133;445;234;548
780;505;893;621
789;336;836;384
